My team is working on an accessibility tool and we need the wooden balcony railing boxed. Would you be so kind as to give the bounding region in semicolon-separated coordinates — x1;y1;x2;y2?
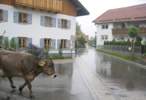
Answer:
112;27;146;35
14;0;63;13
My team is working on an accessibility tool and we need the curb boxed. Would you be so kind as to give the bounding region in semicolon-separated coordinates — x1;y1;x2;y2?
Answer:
97;49;146;69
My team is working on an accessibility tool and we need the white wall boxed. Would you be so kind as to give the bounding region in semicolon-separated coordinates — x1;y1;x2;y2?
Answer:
0;4;76;48
96;23;113;46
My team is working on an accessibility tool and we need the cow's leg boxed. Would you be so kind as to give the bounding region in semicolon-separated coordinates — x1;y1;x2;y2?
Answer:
19;81;27;95
8;77;16;92
27;81;33;98
19;79;33;98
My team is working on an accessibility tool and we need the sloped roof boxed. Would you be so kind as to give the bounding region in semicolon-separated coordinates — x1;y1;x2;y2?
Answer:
94;3;146;24
71;0;89;16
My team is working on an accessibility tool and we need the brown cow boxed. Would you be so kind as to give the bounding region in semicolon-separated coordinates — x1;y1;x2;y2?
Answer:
0;50;56;98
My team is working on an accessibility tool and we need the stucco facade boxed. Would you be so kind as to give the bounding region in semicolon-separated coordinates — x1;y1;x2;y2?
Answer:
0;4;77;53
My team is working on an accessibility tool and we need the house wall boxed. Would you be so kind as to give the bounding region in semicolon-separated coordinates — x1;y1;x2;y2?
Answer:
0;4;76;50
96;23;113;46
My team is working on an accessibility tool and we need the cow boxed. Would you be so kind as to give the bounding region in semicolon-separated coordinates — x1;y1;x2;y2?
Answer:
0;50;56;98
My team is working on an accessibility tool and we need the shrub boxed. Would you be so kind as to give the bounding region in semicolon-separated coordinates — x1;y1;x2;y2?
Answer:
10;37;16;49
3;37;9;49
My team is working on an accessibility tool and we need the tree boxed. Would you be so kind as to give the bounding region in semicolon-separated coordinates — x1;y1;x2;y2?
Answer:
75;23;87;48
128;26;139;58
88;37;96;47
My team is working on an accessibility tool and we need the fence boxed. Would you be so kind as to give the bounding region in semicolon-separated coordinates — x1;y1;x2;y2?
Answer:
102;45;145;56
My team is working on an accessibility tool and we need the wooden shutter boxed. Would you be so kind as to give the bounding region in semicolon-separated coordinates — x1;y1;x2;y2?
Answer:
3;10;8;22
40;16;45;26
67;20;71;29
40;38;44;48
57;39;61;49
27;14;32;24
58;19;61;28
66;40;70;49
15;37;19;48
14;12;18;23
51;39;56;49
26;38;32;47
52;18;56;27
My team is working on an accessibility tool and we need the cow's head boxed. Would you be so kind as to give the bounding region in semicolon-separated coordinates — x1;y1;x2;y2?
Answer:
38;59;56;77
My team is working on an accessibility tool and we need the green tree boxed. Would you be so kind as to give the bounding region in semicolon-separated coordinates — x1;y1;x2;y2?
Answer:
128;26;139;58
88;37;96;47
75;23;87;48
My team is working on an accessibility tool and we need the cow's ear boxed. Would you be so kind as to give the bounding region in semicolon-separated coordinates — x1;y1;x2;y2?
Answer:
38;60;46;67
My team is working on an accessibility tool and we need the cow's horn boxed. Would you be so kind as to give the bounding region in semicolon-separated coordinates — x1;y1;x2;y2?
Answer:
38;60;46;67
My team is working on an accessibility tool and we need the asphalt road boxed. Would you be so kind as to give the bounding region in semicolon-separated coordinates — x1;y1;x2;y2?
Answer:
0;56;94;100
1;48;146;100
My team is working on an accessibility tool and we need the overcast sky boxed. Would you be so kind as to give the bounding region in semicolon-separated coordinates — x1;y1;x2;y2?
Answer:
77;0;146;38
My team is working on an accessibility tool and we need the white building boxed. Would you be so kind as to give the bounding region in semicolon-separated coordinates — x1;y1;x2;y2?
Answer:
0;0;89;53
94;3;146;46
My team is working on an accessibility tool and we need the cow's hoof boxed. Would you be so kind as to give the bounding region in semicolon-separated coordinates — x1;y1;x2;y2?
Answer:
19;91;23;96
12;85;16;89
29;95;35;99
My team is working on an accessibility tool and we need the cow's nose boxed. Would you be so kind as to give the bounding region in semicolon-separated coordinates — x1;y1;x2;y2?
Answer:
53;74;57;78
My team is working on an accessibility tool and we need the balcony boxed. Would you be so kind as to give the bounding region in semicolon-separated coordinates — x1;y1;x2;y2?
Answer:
112;27;146;35
14;0;63;13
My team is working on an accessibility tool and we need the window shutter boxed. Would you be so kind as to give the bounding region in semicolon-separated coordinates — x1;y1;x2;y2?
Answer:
15;37;19;49
71;40;75;49
40;38;44;48
57;39;61;49
67;20;71;29
58;19;61;28
27;38;32;47
52;18;56;27
27;14;32;24
40;16;45;26
14;12;18;23
66;40;70;49
51;39;56;49
3;10;8;22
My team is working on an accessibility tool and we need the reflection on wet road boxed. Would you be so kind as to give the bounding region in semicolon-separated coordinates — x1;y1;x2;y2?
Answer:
0;48;146;100
0;54;93;100
77;48;146;100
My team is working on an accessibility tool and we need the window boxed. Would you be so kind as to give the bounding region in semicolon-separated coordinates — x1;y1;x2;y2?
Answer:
101;35;108;40
61;19;68;28
19;37;27;48
102;24;108;29
44;38;51;49
0;9;8;22
105;35;108;40
121;23;125;28
14;12;32;24
102;25;104;29
58;19;71;29
61;39;67;48
105;24;108;29
41;16;56;27
19;13;28;23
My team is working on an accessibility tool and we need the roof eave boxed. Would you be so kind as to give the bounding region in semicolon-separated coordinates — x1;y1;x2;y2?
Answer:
71;0;89;16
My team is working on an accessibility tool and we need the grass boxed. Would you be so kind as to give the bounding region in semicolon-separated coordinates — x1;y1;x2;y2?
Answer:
97;49;139;61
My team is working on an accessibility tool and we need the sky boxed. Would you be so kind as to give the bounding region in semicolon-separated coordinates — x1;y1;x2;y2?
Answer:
77;0;146;38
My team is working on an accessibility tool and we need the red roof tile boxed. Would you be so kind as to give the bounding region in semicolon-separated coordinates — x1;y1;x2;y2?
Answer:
94;3;146;23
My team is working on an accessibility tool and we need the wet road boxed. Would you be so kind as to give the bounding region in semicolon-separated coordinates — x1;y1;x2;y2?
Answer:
0;48;146;100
